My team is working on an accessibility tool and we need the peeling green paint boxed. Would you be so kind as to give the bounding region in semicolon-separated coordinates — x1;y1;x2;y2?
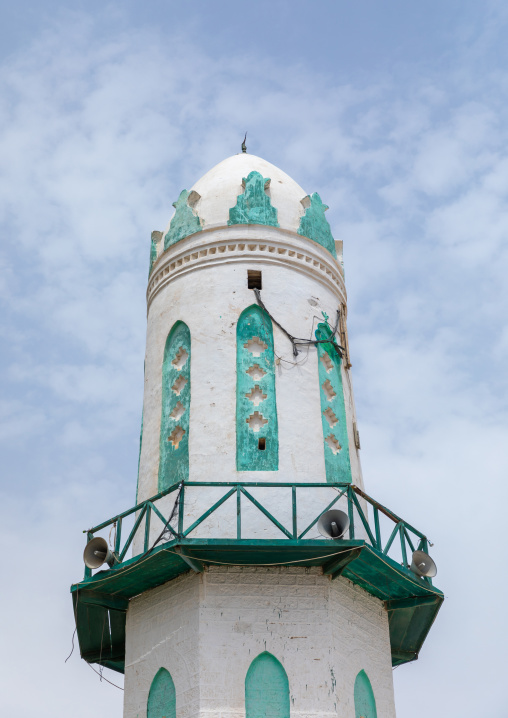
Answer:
316;321;351;483
158;321;190;490
236;305;278;471
354;670;377;718
147;667;176;718
298;192;337;257
164;190;202;250
228;171;279;227
245;652;289;718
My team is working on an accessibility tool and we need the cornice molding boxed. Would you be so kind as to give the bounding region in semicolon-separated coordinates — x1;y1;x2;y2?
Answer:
146;225;346;313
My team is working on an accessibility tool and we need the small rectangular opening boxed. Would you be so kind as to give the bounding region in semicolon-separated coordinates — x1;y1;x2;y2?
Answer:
248;270;262;290
258;437;266;451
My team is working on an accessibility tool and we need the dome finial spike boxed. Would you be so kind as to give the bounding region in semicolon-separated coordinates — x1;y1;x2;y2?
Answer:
241;132;247;153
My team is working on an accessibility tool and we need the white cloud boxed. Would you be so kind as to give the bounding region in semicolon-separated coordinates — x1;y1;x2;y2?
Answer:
1;6;508;717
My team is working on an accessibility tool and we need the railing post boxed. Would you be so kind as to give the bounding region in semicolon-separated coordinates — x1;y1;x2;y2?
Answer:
236;484;241;540
84;532;93;580
374;506;381;550
292;485;297;539
348;486;355;539
144;504;152;553
114;517;122;557
399;523;408;568
178;483;185;537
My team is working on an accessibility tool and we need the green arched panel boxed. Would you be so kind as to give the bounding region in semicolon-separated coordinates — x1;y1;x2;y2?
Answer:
245;652;289;718
158;321;191;490
315;321;351;483
236;305;278;471
354;670;377;718
147;667;176;718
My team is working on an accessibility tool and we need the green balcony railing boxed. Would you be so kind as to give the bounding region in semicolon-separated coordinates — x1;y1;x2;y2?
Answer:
82;481;433;584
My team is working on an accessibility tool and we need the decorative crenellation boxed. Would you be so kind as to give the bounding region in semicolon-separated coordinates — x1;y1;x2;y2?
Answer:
147;235;346;311
164;189;203;251
228;171;279;227
298;192;337;258
148;231;162;277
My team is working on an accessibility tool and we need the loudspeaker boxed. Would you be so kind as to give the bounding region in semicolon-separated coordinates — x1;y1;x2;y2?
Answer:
317;509;350;539
83;536;116;569
410;550;437;578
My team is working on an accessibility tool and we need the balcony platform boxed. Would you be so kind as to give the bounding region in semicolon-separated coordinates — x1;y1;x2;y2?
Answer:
71;535;443;673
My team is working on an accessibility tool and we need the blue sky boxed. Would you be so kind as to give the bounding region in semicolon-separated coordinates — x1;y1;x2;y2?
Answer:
1;2;507;716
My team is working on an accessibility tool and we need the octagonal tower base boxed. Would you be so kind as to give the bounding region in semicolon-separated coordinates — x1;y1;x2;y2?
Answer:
123;566;396;718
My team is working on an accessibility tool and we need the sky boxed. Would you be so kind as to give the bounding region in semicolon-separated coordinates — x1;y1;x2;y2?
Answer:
1;1;507;715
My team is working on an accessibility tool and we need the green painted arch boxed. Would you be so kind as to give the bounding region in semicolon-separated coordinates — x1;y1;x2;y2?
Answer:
245;652;290;718
158;321;191;491
315;321;351;483
354;670;377;718
236;304;278;471
147;667;176;718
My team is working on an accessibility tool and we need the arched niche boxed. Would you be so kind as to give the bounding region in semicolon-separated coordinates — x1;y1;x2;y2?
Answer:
147;667;176;718
354;669;377;718
245;651;289;718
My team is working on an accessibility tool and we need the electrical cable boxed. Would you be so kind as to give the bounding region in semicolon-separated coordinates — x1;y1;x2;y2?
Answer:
65;629;76;663
148;482;183;552
86;661;124;691
253;288;345;357
162;546;355;567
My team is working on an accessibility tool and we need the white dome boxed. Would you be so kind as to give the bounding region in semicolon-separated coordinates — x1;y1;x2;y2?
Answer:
189;153;307;233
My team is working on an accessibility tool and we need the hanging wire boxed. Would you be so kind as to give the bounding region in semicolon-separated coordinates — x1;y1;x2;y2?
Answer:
98;610;106;681
148;482;183;552
65;629;76;663
71;485;183;677
253;288;344;357
86;661;124;690
108;521;117;550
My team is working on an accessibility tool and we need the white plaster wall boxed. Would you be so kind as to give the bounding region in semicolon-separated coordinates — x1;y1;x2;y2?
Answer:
132;224;368;554
123;572;201;718
139;229;363;497
123;567;396;718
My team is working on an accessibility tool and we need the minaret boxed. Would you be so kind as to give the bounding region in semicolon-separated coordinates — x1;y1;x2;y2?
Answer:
72;152;443;718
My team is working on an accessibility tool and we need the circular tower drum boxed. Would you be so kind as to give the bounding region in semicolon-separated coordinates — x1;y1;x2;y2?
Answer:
137;153;364;545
